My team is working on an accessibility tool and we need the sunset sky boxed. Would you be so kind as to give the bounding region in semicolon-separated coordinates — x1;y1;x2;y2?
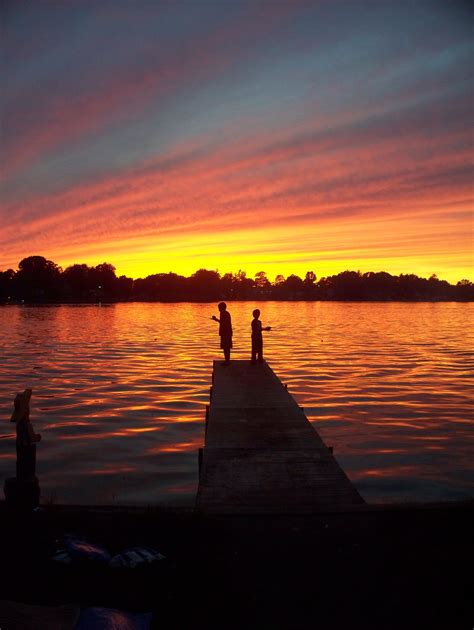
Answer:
1;0;473;282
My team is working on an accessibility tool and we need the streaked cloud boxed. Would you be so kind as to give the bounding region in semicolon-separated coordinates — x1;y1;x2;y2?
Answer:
1;0;473;281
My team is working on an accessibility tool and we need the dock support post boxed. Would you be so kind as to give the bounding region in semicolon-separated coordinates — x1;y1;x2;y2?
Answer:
4;389;41;510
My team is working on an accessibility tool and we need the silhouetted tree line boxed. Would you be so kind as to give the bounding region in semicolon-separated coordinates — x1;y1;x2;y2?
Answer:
0;256;473;303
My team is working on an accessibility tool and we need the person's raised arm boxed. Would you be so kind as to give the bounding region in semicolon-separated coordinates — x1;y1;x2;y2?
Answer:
211;315;220;323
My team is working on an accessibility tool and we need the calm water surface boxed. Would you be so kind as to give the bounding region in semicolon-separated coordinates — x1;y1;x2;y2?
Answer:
0;302;473;506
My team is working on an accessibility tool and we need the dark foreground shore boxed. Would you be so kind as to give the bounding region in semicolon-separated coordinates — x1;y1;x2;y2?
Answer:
0;500;472;629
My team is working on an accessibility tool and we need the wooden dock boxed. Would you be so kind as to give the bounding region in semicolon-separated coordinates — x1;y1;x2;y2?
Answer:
196;360;364;514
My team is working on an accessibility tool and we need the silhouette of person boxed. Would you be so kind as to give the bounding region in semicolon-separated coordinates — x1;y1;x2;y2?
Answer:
212;302;232;365
251;309;271;364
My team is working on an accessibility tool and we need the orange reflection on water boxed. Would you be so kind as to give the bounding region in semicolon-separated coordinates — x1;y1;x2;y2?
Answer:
352;465;418;479
43;421;90;429
366;421;427;430
405;435;449;441
60;429;161;440
149;437;203;454
88;465;136;475
1;301;472;506
172;416;202;424
168;483;198;494
123;426;163;434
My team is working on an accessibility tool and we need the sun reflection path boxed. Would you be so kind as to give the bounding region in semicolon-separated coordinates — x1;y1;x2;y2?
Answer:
0;302;472;505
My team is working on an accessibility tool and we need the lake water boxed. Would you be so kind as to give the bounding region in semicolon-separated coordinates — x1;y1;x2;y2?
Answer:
0;302;473;506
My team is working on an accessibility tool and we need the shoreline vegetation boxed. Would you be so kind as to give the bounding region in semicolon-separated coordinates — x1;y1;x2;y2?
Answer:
1;255;473;303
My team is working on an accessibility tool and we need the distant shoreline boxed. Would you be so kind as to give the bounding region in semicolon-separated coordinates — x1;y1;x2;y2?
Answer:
2;257;473;303
1;298;473;305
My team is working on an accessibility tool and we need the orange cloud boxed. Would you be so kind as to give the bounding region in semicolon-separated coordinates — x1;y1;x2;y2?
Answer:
2;107;473;283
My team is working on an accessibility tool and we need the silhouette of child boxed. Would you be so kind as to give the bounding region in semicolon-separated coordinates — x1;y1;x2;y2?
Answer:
212;302;232;365
251;309;271;364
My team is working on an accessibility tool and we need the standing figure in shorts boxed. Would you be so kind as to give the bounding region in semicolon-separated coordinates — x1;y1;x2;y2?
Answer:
212;302;232;365
251;309;271;364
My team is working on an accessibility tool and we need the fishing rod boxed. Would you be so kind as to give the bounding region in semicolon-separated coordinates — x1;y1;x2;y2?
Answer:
197;315;276;329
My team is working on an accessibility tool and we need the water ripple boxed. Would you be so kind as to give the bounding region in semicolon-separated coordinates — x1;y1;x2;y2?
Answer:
0;302;473;505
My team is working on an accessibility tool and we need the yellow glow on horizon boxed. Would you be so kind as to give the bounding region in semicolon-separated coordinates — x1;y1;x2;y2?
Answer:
2;120;472;286
44;206;473;284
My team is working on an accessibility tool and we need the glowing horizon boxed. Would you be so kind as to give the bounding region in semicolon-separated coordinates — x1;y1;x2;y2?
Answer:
1;1;473;284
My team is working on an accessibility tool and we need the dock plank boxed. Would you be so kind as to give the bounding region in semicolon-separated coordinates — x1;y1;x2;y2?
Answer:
196;360;364;513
